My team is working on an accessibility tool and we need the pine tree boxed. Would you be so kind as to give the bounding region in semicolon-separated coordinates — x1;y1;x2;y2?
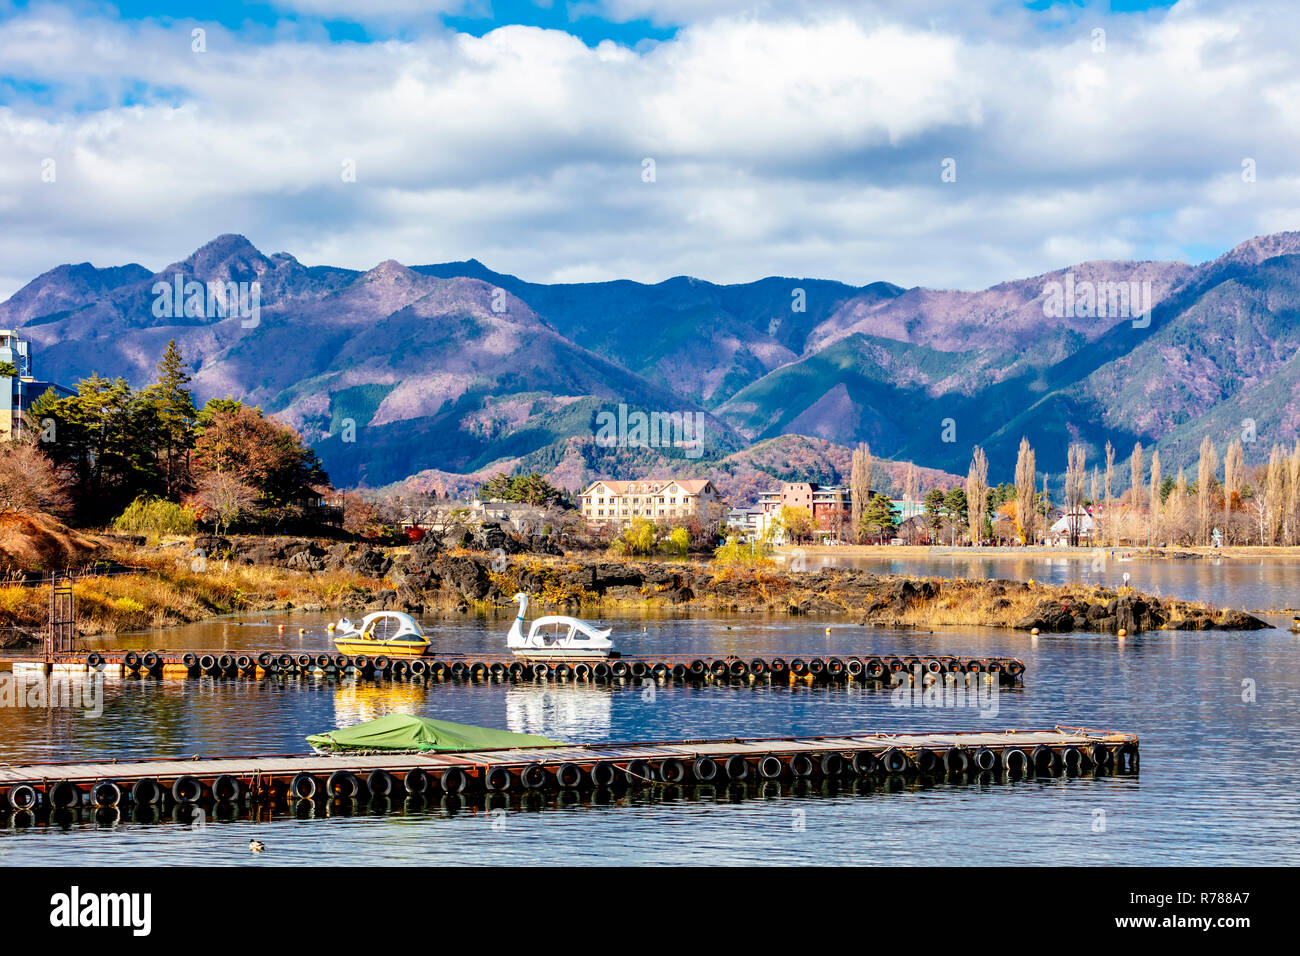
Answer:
144;340;197;497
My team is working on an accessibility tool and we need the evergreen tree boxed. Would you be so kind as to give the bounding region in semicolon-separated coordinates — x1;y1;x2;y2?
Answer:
143;339;197;497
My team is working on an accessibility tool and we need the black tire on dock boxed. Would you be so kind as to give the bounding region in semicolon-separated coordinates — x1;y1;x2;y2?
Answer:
373;657;392;677
123;651;141;670
826;657;845;677
289;773;317;800
808;658;826;678
758;754;784;780
171;775;205;803
314;653;331;669
131;778;163;805
692;757;719;782
8;783;39;811
353;655;372;673
333;655;349;670
973;748;998;773
278;653;295;670
1001;748;1029;774
590;761;616;788
554;663;573;680
790;658;808;677
508;661;527;680
296;654;313;670
182;653;199;669
212;774;241;802
86;652;104;668
965;659;984;674
915;749;940;774
520;763;549;790
1006;660;1025;678
91;780;122;808
1062;746;1086;771
390;659;410;679
611;661;630;679
554;763;585;788
729;659;749;679
846;658;865;678
451;661;471;680
885;658;904;676
257;652;274;669
688;660;707;679
490;661;508;679
142;652;161;671
1120;743;1139;772
328;771;360;799
851;751;878;775
820;752;844;776
789;754;814;778
430;662;448;680
470;662;489;680
200;654;218;673
218;654;236;672
1090;743;1114;768
658;758;688;784
750;659;768;677
865;658;885;679
573;662;592;681
880;748;911;774
367;770;395;797
484;767;513;792
531;662;550;681
671;663;688;680
624;759;654;784
1032;745;1060;773
402;769;428;796
769;658;788;678
630;661;648;679
709;659;728;678
49;781;82;809
724;755;749;781
236;655;254;673
408;659;428;678
651;662;670;680
924;659;943;674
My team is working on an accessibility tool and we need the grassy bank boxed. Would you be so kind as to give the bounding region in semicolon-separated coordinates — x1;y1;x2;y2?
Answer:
0;550;387;638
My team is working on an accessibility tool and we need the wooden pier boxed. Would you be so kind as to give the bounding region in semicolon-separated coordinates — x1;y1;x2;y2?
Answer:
0;650;1027;685
0;727;1135;812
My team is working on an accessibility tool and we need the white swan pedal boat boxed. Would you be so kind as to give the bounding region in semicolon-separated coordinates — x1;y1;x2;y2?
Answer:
507;592;615;661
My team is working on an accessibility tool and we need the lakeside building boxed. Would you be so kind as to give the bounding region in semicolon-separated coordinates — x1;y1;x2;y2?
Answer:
578;479;726;528
0;331;73;440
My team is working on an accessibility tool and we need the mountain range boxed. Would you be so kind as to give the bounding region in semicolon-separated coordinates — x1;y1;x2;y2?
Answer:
4;230;1299;504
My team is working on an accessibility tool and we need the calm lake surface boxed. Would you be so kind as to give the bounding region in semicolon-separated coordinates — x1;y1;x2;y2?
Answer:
786;551;1300;612
3;582;1298;865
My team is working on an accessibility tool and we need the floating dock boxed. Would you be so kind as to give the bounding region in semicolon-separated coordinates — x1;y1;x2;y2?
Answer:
0;727;1134;812
0;650;1026;684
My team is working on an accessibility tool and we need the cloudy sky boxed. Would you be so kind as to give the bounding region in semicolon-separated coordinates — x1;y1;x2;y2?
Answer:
1;0;1298;300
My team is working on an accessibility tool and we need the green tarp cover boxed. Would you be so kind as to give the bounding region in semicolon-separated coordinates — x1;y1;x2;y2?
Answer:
306;713;560;752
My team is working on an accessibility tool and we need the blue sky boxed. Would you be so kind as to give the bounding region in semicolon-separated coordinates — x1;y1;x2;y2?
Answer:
0;0;1295;298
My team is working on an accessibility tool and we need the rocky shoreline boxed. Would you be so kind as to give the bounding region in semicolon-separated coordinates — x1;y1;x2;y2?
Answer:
205;532;1270;636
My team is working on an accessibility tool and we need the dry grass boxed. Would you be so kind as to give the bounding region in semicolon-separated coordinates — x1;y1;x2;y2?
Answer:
0;547;387;636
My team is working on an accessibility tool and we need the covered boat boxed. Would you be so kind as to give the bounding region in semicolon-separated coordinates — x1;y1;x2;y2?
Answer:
306;713;560;753
332;611;430;657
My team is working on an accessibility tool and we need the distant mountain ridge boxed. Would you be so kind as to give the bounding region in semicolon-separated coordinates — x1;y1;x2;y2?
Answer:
4;230;1300;494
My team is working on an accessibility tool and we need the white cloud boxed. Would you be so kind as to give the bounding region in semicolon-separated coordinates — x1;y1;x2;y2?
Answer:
1;0;1299;303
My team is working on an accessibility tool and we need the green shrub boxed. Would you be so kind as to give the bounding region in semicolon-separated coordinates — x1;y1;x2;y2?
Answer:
113;496;198;535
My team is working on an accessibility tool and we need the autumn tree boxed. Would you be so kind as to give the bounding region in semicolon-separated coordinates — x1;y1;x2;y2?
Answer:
965;446;988;546
0;441;70;515
1223;438;1245;541
193;398;327;506
1014;437;1036;544
1148;450;1162;546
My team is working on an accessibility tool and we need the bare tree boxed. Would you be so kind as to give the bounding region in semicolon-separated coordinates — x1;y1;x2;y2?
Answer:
0;441;70;516
1148;449;1162;547
966;446;988;546
1129;442;1145;511
1062;443;1086;546
1223;438;1244;543
1014;437;1036;544
190;472;259;536
1104;440;1116;547
850;442;872;545
1196;436;1219;545
1265;444;1286;544
903;462;918;509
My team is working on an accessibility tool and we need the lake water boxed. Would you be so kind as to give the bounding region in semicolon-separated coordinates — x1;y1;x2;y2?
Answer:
2;593;1297;866
784;550;1300;613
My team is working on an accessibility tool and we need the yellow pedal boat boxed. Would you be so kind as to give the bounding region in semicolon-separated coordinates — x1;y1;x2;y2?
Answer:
332;611;431;657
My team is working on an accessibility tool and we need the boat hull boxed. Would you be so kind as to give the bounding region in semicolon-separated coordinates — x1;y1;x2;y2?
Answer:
510;648;613;661
332;638;430;657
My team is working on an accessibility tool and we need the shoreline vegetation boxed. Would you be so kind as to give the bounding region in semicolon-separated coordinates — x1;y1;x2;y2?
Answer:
781;544;1300;560
0;532;1273;646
